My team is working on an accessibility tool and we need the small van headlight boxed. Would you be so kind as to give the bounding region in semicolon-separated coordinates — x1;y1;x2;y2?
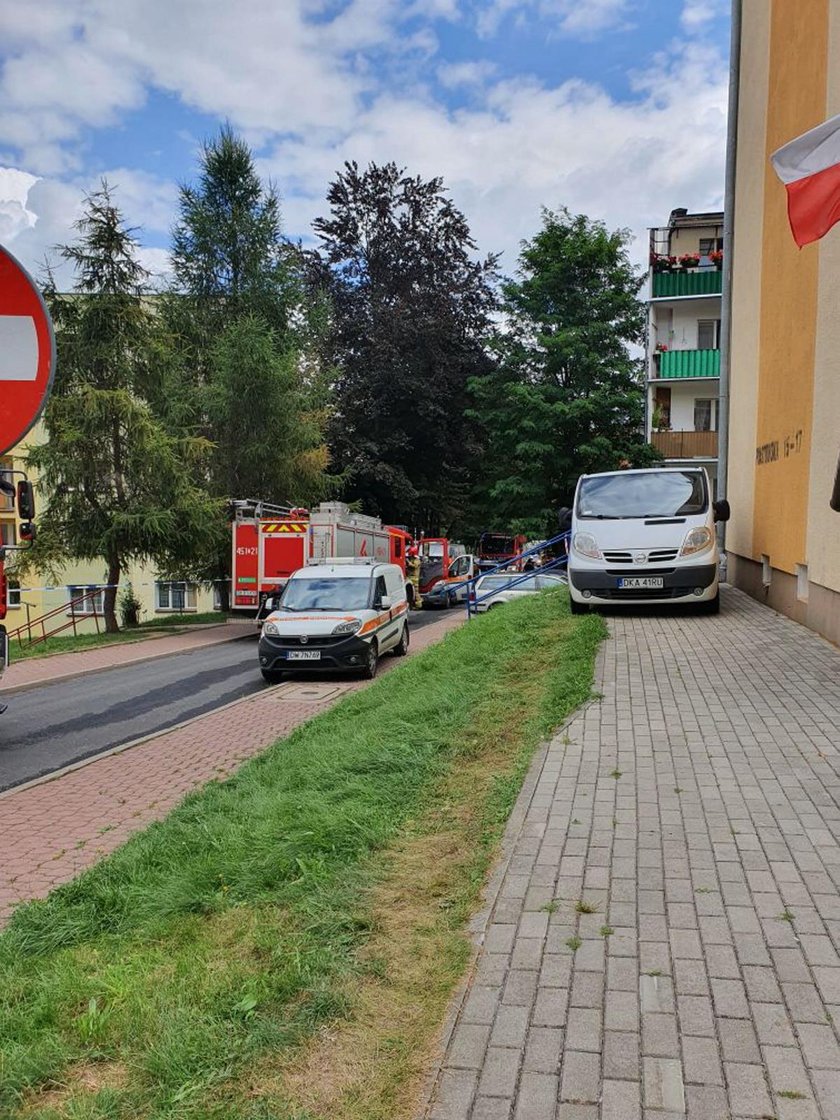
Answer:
332;619;362;636
680;526;713;557
263;621;279;636
573;532;602;560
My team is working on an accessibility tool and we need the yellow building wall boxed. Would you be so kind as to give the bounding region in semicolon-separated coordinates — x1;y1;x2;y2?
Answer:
2;431;218;636
751;0;827;574
730;0;840;641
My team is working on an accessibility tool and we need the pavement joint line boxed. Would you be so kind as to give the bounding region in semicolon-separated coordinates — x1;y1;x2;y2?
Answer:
0;624;255;695
0;612;457;803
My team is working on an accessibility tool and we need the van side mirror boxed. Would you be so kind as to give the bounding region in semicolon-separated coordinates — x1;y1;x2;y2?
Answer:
558;507;573;532
713;499;731;523
17;481;35;520
379;594;392;610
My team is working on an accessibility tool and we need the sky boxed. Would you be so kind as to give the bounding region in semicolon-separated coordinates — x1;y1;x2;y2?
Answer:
0;0;731;286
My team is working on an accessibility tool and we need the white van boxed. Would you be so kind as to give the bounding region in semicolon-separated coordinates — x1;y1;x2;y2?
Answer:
563;467;729;614
257;559;409;683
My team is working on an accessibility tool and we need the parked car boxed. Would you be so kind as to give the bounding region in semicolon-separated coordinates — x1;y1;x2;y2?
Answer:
562;466;730;615
422;553;480;608
472;570;568;612
258;559;409;683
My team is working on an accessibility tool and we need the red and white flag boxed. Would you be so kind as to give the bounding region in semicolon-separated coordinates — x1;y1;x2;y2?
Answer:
771;112;840;247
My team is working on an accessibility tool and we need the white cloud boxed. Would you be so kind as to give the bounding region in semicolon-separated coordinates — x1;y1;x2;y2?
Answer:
476;0;631;40
681;0;728;33
437;60;497;88
0;0;728;283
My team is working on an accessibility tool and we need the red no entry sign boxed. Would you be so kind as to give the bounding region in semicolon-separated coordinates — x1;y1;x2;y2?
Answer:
0;245;56;456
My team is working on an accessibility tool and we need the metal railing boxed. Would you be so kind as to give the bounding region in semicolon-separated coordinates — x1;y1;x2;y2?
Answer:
431;531;572;618
6;587;108;649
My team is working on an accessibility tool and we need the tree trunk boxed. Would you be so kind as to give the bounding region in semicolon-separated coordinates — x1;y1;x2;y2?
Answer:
104;552;121;634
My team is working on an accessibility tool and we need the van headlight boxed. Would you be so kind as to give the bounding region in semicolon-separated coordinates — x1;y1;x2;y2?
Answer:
680;526;713;557
332;619;362;635
263;621;279;636
573;532;602;560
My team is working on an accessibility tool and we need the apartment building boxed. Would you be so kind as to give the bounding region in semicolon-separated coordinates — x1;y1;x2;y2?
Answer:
727;0;840;644
646;208;723;496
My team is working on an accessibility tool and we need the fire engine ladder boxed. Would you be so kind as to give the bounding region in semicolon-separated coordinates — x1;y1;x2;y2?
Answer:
230;499;298;521
443;530;572;618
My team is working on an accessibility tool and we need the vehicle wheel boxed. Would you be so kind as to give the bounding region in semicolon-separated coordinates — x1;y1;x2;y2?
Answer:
698;591;720;615
569;596;588;615
393;621;410;657
362;641;379;679
261;667;285;684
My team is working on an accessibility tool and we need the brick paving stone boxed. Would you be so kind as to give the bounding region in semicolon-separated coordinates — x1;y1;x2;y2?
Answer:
421;591;840;1120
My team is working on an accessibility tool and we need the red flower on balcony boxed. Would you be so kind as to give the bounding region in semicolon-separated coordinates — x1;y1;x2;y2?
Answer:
678;253;700;268
655;342;668;352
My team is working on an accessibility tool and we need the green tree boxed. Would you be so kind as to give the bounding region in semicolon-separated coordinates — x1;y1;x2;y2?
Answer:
165;128;332;604
313;161;499;531
470;208;659;537
26;184;217;632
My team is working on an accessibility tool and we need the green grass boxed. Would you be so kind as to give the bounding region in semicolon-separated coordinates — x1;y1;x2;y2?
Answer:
0;591;605;1119
10;612;230;661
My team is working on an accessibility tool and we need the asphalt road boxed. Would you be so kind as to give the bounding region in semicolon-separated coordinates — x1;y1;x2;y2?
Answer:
0;610;447;793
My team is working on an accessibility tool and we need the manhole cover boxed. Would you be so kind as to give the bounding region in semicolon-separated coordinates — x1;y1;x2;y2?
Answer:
274;683;346;702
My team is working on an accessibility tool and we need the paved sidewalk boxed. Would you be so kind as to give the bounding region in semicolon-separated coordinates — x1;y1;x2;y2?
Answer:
0;611;462;924
425;588;840;1119
0;620;255;693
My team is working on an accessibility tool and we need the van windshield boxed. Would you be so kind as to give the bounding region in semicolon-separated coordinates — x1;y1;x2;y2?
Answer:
577;472;708;519
280;577;371;611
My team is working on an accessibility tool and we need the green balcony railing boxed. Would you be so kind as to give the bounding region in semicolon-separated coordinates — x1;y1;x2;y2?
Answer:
656;349;720;379
652;270;722;298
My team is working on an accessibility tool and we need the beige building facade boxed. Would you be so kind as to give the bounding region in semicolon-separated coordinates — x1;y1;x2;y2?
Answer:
728;0;840;643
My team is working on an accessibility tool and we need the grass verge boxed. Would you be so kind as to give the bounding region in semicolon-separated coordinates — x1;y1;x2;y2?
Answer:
0;592;605;1119
9;612;230;661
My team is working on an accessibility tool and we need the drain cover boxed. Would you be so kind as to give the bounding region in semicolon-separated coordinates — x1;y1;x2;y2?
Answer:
275;683;346;702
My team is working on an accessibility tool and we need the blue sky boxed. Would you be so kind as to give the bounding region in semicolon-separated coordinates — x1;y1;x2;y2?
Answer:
0;0;731;281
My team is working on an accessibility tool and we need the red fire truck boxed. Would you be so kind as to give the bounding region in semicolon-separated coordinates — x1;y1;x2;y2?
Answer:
231;500;415;618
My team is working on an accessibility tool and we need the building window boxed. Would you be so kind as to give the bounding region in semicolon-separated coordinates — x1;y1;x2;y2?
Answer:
7;579;20;609
699;237;723;255
213;584;224;611
694;399;713;432
0;458;13;512
155;581;197;611
68;586;105;614
0;520;16;546
697;319;720;349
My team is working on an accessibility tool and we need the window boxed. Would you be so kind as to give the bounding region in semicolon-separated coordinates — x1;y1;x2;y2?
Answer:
694;399;713;432
699;237;723;255
393;536;402;559
68;586;105;614
373;575;388;606
156;581;197;611
0;458;13;512
0;520;16;546
7;579;20;609
697;319;720;349
213;583;225;611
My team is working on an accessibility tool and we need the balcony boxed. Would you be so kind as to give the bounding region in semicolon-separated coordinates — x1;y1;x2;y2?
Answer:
652;269;722;298
651;430;718;459
655;349;720;379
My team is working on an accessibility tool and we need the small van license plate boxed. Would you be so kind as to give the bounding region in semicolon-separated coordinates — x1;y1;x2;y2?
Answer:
286;650;321;660
618;577;664;590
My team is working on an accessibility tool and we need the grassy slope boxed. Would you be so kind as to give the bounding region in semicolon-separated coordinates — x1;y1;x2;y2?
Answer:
10;613;230;661
0;592;606;1119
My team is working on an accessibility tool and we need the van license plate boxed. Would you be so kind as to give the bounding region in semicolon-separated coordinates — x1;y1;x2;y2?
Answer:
286;650;321;660
618;577;664;590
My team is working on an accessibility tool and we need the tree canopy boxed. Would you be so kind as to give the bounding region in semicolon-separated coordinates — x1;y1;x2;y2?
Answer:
469;208;658;537
313;160;499;532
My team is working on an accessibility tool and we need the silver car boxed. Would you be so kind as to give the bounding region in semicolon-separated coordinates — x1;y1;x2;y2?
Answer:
473;570;568;612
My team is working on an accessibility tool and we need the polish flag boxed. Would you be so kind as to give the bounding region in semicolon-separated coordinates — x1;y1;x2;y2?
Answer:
772;113;840;247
